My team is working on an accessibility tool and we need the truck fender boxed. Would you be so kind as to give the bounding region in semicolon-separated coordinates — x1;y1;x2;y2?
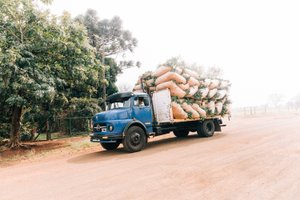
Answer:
123;120;148;137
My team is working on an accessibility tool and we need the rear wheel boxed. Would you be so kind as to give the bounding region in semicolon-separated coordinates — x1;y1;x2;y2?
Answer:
173;130;189;138
100;141;120;150
123;126;146;153
197;120;215;137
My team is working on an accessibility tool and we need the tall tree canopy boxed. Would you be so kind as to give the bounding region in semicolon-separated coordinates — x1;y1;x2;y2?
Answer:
76;9;138;57
76;9;139;105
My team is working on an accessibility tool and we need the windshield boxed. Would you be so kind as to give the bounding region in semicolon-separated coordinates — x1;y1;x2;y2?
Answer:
108;97;131;110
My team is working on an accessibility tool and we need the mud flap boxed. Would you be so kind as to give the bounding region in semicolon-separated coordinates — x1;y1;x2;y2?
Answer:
214;119;222;132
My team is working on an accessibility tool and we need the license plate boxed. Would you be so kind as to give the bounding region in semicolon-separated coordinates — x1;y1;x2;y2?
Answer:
91;138;100;142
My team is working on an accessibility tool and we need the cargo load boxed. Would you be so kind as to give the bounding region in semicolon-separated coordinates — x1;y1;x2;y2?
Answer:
133;66;231;121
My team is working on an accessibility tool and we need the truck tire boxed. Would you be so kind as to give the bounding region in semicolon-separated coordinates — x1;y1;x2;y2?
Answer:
173;130;189;138
197;120;215;137
123;126;146;153
101;142;120;150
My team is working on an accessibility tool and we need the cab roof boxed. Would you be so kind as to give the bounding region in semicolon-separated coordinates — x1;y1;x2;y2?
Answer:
107;92;148;103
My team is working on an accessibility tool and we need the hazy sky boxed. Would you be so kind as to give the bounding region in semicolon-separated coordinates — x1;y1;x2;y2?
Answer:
48;0;300;107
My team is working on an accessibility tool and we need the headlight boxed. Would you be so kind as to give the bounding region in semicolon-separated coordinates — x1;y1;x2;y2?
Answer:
108;125;114;132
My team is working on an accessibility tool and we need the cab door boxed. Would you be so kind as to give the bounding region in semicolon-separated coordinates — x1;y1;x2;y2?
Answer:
132;96;153;132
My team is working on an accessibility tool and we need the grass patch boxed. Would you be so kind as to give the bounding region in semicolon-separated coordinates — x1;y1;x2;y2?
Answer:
35;132;89;141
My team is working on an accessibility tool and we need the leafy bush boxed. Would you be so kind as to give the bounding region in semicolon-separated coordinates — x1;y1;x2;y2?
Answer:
67;98;101;117
0;123;10;139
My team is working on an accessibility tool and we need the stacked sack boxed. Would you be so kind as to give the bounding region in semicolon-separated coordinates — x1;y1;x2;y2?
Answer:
133;66;232;120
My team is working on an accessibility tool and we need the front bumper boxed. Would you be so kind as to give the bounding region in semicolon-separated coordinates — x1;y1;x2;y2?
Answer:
90;133;123;143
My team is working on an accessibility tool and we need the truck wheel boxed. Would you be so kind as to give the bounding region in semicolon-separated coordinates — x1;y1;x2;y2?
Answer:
173;130;189;138
197;120;215;137
100;142;120;150
123;126;146;153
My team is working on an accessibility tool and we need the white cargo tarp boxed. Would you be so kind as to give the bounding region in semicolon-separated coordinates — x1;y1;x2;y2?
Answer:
152;89;173;123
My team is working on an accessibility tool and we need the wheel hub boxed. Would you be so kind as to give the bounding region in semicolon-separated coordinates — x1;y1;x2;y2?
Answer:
206;123;212;132
130;132;141;145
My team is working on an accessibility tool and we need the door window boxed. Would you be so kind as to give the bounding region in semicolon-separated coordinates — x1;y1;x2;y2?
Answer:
134;97;150;107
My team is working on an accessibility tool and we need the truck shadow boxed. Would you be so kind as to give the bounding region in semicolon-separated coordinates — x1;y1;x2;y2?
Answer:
68;133;225;164
144;133;225;154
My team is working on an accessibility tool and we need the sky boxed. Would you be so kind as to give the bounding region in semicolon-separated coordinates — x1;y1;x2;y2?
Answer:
48;0;300;107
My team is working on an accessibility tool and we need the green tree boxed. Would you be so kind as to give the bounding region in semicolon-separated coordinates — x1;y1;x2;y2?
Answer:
0;0;100;147
162;57;204;76
76;9;139;106
205;66;223;79
76;9;138;57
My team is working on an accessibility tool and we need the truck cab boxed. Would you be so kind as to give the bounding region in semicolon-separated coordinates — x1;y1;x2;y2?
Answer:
90;92;154;152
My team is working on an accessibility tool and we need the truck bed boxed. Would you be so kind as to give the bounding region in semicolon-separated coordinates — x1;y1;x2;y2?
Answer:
153;117;223;136
172;116;221;123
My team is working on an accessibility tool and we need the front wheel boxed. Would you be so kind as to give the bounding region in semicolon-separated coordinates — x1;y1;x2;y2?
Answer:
197;120;215;137
173;130;189;138
101;141;121;150
123;126;146;153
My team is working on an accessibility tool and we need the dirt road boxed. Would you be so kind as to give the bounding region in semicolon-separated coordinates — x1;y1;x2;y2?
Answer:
1;113;300;200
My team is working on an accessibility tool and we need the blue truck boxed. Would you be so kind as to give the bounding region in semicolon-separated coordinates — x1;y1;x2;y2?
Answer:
90;89;225;152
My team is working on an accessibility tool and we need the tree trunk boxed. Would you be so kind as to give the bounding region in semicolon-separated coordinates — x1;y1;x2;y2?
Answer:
46;119;51;140
30;127;37;141
102;55;107;111
102;67;107;111
9;106;22;148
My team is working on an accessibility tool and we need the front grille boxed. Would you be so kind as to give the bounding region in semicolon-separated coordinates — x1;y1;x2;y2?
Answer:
93;123;106;132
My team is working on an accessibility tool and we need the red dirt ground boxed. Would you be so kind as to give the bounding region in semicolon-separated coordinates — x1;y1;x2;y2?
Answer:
1;113;300;200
